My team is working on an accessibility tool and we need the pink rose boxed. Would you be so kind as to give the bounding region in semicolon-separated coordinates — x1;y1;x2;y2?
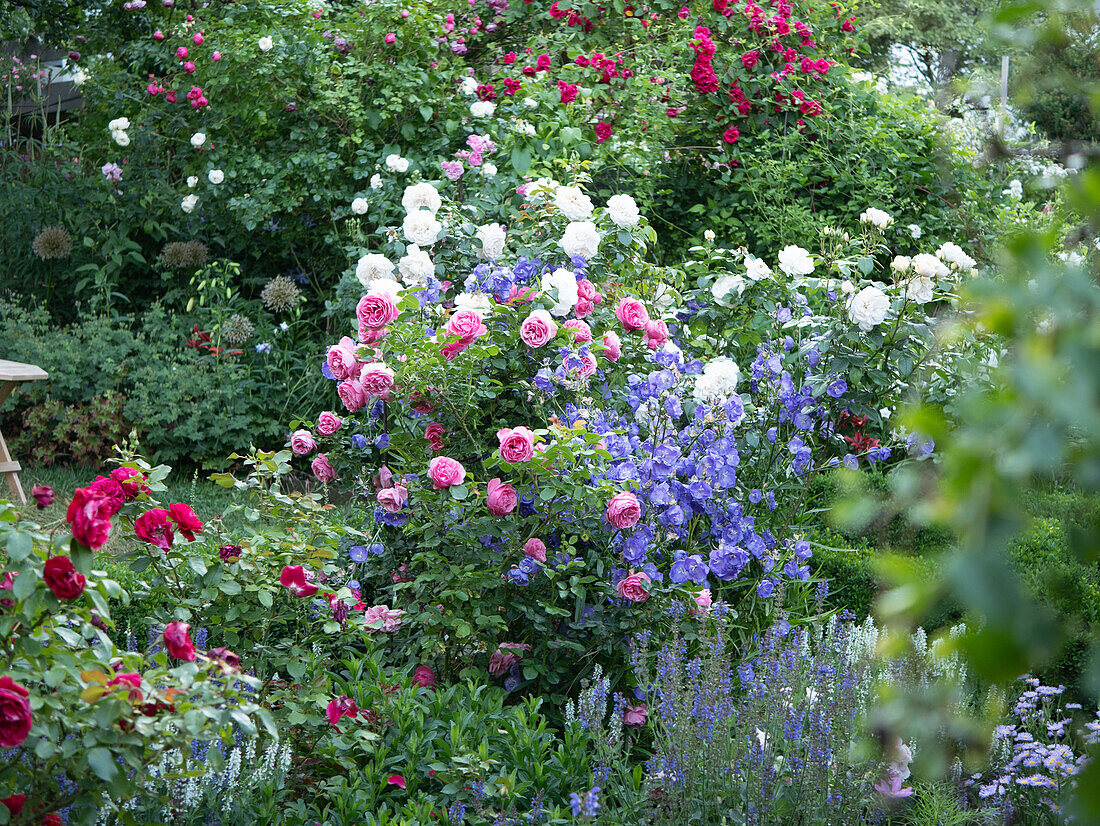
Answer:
338;379;366;412
446;308;487;342
317;411;343;436
163;621;197;661
377;484;408;513
574;297;593;318
311;454;337;482
428;456;466;489
359;363;395;399
326;695;359;728
412;665;436;688
563;319;592;343
615;297;649;331
280;564;319;598
497;426;536;463
623;702;647;728
0;677;32;748
523;537;546;563
616;571;651;602
576;353;597;378
645;319;669;349
577;278;601;303
600;331;622;361
693;588;712;614
290;430;316;455
519;310;557;347
326;336;361;381
110;467;147;499
424;422;445;452
357;291;400;332
486;478;518;517
606;491;642;529
488;649;518;676
365;604;405;632
87;475;125;515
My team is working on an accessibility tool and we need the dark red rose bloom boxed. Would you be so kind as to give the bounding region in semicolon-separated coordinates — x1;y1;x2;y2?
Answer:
66;487;114;549
167;503;203;541
110;467;149;499
0;794;24;815
0;676;33;748
31;485;53;508
412;665;436;688
163;621;196;661
219;544;242;561
43;556;86;600
87;475;126;515
134;509;174;550
206;647;240;671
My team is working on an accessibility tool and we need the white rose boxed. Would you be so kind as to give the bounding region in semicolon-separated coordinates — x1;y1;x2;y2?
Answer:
208;169;224;184
558;221;601;260
554;185;594;221
367;277;402;300
840;280;856;295
385;154;409;173
653;282;679;314
859;207;893;229
911;253;949;278
187;176;199;188
541;267;580;316
936;242;976;270
905;275;935;304
711;275;746;305
481;162;498;178
355;254;396;287
401;182;442;215
470;100;496;118
692;357;741;403
745;254;772;281
181;194;199;213
107;117;130;132
351;197;369;215
523;97;538;108
848;286;890;331
890;255;911;273
190;132;206;148
908;224;922;239
403;209;443;246
526;177;559;202
777;245;815;276
460;77;479;95
398;244;434;284
605;194;640;228
476;223;507;260
454;292;493;314
258;36;274;51
370;174;383;190
704;229;716;241
112;130;130;147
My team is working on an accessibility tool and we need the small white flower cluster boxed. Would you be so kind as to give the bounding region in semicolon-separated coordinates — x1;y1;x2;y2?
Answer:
1002;179;1023;200
859;207;894;229
692;357;741;404
108;117;130;147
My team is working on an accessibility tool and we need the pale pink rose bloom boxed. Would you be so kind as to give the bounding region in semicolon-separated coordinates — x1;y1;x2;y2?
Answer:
428;456;466;489
338;379;366;412
615;297;649;331
377;484;408;513
365;604;404;631
523;537;546;563
359;363;395;399
311;453;337;482
486;478;518;516
606;491;642;529
623;702;648;728
519;310;557;347
694;588;712;614
600;331;623;361
317;411;343;436
290;430;316;455
446;308;487;341
326;336;361;381
497;426;536;463
616;571;651;602
563;319;592;343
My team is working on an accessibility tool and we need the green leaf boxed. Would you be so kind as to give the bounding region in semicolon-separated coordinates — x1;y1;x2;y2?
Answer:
5;532;31;562
87;746;118;782
511;146;532;175
450;485;468;501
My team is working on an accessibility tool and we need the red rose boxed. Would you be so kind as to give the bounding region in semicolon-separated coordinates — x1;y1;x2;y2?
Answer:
31;485;53;508
43;556;86;600
107;673;143;701
412;665;436;688
66;487;114;549
424;422;445;453
110;467;148;499
595;121;612;143
134;509;174;550
87;475;126;515
0;794;24;815
279;565;319;598
0;676;33;747
163;621;196;661
168;503;203;541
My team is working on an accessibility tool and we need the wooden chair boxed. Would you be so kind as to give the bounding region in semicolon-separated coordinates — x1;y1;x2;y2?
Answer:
0;360;49;506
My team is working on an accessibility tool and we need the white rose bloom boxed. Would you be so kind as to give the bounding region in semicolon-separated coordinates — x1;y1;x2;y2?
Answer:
558;221;601;260
704;229;716;241
454;292;493;314
367;277;402;299
777;245;815;276
653;282;679;314
523;97;538;108
692;357;741;403
711;275;746;305
258;36;274;52
181;194;199;213
890;255;911;273
398;244;434;284
859;207;894;229
554;185;594;221
526;177;559;202
905;275;935;304
848;286;890;331
355;254;396;287
745;254;772;281
851;71;873;84
936;242;976;270
541;267;580;316
403;209;443;246
481;162;498;178
908;224;922;239
605;194;640;228
107;117;130;132
460;77;479;95
370;174;383;190
470;100;496;118
1059;250;1086;267
208;169;224;184
401;182;442;215
840;280;856;295
911;253;949;278
1003;179;1023;200
190;132;206;148
112;130;130;147
351;197;369;215
476;223;507;260
187;176;199;188
385;154;409;173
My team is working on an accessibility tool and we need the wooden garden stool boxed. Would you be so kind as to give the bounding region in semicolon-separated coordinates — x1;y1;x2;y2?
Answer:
0;360;49;506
